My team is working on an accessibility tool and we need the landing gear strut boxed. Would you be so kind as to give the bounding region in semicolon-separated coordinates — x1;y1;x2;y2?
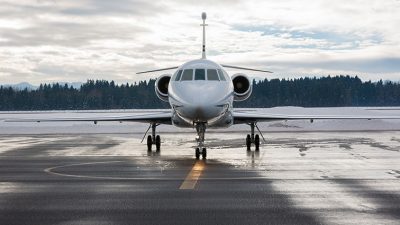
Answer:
195;123;207;159
146;123;161;152
246;122;263;151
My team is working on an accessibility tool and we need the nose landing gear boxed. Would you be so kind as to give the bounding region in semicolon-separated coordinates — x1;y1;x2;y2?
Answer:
195;123;207;159
195;147;207;160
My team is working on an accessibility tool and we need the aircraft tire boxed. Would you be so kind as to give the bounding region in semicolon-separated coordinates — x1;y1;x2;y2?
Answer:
246;134;251;151
202;148;207;159
195;148;200;159
147;135;152;152
255;134;260;151
155;135;161;152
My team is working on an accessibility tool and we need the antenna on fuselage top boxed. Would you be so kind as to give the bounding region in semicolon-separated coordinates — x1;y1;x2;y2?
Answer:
201;12;207;59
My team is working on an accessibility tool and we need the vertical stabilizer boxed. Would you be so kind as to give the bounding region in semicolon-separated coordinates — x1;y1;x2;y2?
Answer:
201;12;207;59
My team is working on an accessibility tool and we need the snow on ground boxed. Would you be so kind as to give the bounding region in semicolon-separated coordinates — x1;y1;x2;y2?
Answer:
0;107;399;134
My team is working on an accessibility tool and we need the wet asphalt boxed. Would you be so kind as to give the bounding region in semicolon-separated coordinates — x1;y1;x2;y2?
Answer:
0;131;399;225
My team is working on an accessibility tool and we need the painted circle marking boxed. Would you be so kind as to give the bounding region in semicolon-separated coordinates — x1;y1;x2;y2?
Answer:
44;161;392;181
44;160;271;181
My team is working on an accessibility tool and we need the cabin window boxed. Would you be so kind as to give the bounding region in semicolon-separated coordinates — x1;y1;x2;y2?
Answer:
181;69;193;81
207;69;219;81
175;70;183;81
195;69;206;80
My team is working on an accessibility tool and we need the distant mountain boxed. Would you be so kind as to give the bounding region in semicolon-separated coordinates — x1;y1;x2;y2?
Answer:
1;82;83;90
1;82;38;90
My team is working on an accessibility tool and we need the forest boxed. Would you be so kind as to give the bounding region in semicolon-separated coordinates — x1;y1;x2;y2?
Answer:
0;75;399;110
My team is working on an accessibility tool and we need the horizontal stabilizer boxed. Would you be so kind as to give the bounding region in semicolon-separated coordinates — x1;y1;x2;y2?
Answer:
136;66;179;74
221;64;273;73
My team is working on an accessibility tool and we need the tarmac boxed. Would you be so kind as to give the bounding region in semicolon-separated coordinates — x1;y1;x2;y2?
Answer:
0;131;399;225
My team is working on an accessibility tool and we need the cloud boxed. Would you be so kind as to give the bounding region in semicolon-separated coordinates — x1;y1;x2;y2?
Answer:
0;0;399;85
0;20;150;47
60;0;167;16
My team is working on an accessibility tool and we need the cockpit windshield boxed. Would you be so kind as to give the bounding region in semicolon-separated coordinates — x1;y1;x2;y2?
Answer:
195;69;205;80
217;69;226;81
181;69;193;81
174;70;183;81
207;69;219;81
175;68;226;81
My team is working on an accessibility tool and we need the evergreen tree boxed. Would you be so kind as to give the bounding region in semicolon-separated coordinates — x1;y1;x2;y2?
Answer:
1;76;400;110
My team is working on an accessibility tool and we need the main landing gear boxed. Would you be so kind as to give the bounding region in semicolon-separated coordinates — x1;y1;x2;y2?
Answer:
246;122;263;151
145;123;161;152
195;123;207;160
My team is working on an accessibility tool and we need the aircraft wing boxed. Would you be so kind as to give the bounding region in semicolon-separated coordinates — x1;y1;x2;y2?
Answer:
233;108;400;124
5;111;172;125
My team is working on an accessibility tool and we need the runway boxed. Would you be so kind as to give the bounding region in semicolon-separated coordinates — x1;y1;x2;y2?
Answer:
0;132;399;225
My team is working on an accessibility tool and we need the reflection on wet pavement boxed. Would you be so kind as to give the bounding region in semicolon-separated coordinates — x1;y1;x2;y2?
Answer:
0;131;399;225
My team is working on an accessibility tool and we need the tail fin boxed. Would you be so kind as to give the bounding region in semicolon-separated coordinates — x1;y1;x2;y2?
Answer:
201;12;207;59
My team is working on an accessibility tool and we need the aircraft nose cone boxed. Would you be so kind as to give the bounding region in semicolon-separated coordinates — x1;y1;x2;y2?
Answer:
183;104;221;122
173;83;228;122
178;100;214;120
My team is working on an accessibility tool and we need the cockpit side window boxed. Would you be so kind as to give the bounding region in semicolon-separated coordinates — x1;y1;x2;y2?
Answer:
174;70;183;81
181;69;193;81
207;69;219;81
195;69;206;80
223;70;229;80
217;69;226;81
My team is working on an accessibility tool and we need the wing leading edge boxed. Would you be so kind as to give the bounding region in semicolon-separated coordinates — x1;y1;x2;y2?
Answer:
6;111;172;125
233;110;400;124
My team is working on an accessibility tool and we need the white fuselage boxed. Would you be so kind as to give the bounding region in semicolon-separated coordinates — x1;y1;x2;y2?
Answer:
168;59;234;128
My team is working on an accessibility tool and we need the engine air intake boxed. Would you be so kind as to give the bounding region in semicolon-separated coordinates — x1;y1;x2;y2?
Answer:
155;74;171;102
232;73;252;101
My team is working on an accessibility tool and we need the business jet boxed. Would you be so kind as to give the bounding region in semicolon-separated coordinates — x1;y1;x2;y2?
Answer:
10;13;400;159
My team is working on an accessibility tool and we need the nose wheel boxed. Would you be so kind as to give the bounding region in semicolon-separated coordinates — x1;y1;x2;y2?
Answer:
195;123;207;159
195;147;207;159
202;148;207;159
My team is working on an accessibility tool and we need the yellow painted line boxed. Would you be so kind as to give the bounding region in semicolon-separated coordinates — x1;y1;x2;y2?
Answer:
179;160;206;190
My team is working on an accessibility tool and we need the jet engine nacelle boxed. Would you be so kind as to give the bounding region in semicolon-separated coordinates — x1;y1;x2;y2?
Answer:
232;73;252;101
155;74;171;102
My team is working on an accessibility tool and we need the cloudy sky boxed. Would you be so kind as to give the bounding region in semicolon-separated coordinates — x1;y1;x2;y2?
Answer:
0;0;400;84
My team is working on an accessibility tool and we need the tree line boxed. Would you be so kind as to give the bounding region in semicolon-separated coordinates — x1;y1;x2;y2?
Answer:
0;76;399;110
